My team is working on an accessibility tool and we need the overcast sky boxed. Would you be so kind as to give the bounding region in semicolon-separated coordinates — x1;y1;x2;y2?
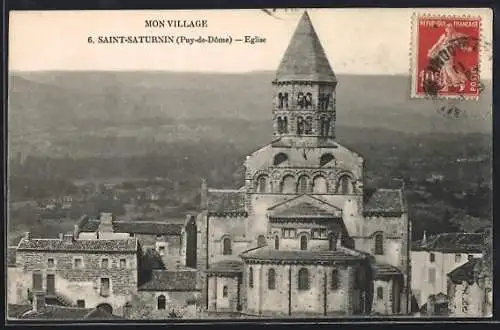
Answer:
9;8;492;77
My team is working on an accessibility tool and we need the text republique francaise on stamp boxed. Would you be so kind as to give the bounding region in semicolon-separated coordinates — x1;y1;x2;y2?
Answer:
411;14;481;100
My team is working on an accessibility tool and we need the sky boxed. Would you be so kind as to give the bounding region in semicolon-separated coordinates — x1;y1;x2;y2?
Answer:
9;8;492;77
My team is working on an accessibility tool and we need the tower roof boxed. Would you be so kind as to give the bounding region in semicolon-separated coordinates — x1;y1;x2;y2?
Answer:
276;11;336;83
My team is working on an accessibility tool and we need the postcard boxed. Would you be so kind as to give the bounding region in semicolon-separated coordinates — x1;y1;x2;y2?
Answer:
7;8;492;321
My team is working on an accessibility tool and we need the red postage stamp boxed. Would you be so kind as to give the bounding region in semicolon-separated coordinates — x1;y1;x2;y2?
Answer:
411;14;481;99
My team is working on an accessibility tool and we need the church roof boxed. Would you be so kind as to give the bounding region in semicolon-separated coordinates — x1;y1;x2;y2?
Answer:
275;11;336;83
206;260;244;275
207;188;247;215
240;246;365;264
112;221;183;235
363;188;404;215
268;195;342;219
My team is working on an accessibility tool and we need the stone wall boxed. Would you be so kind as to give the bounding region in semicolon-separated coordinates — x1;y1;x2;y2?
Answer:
132;290;201;319
15;249;138;313
243;262;365;317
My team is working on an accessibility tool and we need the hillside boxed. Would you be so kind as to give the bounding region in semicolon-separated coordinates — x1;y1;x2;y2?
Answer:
8;71;492;158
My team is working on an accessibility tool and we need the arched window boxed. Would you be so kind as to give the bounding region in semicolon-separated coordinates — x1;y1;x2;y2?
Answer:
274;153;288;166
283;117;288;133
312;176;328;193
297;175;309;194
298;268;310;290
300;235;308;251
257;235;267;248
377;287;384;300
284;93;289;108
320;153;335;166
339;175;352;194
305;93;313;108
305;116;313;135
157;295;166;310
320;117;331;136
256;175;268;193
278;92;283;108
268;269;276;290
297;92;305;109
331;269;339;290
328;234;337;251
223;237;232;255
277;117;283;134
274;235;280;250
222;285;228;297
297;116;305;135
281;175;296;194
374;233;384;255
249;267;254;288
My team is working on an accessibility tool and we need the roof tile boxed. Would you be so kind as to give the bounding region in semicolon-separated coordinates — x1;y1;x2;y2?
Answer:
240;247;365;263
414;233;484;253
364;189;403;214
276;11;336;83
112;221;183;235
17;238;137;252
207;189;246;215
138;270;198;291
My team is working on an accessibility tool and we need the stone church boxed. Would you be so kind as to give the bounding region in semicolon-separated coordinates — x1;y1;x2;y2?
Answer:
196;11;411;317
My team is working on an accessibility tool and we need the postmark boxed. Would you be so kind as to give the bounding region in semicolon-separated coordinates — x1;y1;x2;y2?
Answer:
411;14;482;100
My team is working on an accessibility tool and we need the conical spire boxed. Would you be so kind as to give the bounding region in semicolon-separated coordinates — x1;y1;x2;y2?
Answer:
276;11;336;83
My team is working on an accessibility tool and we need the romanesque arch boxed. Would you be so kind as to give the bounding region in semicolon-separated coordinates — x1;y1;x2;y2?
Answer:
280;174;296;193
312;175;328;193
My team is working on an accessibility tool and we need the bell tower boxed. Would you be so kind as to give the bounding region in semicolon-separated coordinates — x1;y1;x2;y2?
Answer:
272;11;338;147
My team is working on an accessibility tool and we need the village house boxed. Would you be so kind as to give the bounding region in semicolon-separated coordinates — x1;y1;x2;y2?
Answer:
196;11;411;318
130;269;200;319
76;213;192;269
7;291;121;320
411;232;484;312
11;231;139;317
447;257;492;317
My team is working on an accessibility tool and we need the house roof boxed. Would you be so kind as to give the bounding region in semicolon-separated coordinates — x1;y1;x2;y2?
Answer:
206;260;244;274
112;221;183;235
207;188;247;215
268;194;342;219
372;263;402;279
8;304;120;320
7;246;17;267
413;232;484;253
275;11;336;83
363;188;404;215
138;269;198;291
78;217;184;235
240;246;365;264
448;258;482;284
17;237;138;253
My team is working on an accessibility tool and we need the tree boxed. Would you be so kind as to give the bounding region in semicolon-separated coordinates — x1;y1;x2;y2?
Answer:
137;247;166;286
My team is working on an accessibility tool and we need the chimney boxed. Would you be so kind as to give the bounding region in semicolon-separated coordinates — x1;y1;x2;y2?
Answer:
200;178;208;210
59;233;64;240
32;290;45;312
98;212;114;233
73;224;80;239
63;234;74;242
24;232;31;240
422;231;427;245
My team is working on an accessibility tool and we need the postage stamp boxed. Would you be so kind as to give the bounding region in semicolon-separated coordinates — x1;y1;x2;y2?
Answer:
411;14;482;100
